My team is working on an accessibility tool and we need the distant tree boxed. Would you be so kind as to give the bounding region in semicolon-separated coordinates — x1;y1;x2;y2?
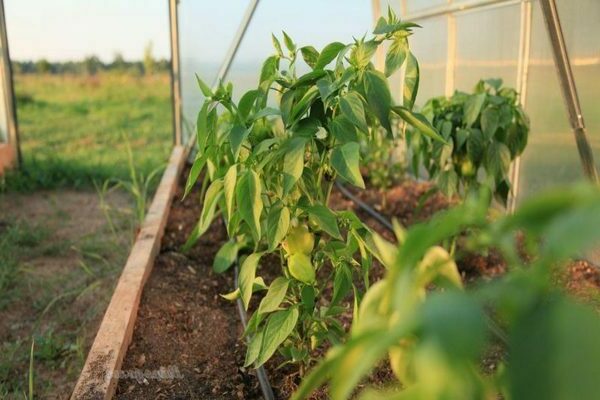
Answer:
35;59;51;74
143;42;155;75
82;55;102;75
112;52;126;72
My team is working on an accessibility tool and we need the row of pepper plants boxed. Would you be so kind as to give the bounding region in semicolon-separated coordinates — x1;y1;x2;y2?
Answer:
184;10;600;400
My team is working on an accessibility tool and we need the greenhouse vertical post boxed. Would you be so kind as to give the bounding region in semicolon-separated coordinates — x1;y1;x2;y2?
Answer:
539;0;598;183
169;0;182;146
0;0;19;169
508;0;532;212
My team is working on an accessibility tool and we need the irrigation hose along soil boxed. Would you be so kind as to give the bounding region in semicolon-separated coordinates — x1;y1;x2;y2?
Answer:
335;182;509;346
234;263;276;400
217;216;275;400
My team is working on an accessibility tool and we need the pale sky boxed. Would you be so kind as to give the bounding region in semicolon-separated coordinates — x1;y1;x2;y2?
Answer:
4;0;373;63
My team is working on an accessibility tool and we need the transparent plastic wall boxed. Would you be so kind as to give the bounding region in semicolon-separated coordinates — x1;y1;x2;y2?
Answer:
454;4;521;91
224;0;371;103
518;0;600;199
178;0;250;143
394;0;599;203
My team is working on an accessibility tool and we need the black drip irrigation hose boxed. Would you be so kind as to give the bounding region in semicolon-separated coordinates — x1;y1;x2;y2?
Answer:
234;263;276;400
335;182;510;346
218;216;275;400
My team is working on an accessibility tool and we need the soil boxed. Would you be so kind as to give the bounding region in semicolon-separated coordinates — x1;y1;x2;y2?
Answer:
115;178;264;399
115;173;600;399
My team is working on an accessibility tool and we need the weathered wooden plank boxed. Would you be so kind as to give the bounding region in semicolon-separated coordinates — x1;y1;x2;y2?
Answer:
71;145;187;400
0;143;16;175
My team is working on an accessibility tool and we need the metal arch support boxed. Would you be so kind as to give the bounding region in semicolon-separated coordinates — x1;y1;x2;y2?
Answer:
0;0;20;168
168;0;183;146
213;0;260;87
185;0;260;152
539;0;598;183
508;0;532;212
371;0;384;71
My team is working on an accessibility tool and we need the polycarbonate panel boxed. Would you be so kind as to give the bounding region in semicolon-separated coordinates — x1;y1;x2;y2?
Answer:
556;0;600;176
454;4;520;92
405;0;448;14
405;16;447;106
517;0;599;200
224;0;371;103
178;0;250;142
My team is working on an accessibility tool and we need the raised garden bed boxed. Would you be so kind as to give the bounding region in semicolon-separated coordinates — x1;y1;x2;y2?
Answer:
71;150;600;399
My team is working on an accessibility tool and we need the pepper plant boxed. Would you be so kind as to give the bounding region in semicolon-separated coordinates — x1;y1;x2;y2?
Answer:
408;79;529;205
183;10;444;372
293;184;600;400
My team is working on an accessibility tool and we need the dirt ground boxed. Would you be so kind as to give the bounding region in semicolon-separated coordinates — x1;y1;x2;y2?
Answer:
0;189;134;399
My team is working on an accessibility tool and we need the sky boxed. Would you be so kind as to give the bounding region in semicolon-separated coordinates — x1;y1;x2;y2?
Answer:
5;0;171;62
4;0;374;63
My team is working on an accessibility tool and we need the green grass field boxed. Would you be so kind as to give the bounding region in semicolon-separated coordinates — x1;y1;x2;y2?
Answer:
0;72;173;398
3;73;173;191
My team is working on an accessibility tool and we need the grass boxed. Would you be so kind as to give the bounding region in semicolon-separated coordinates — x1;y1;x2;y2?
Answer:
2;72;172;191
0;71;171;397
0;193;134;398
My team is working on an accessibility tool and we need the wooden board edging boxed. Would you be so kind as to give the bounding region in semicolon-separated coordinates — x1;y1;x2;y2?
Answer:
71;145;187;400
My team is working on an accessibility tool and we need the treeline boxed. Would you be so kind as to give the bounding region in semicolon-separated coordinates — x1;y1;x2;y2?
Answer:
12;48;170;75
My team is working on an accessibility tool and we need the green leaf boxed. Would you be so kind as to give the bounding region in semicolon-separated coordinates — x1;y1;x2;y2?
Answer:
258;277;289;314
267;205;290;251
238;89;259;120
481;106;500;140
292;70;327;88
307;204;341;239
196;101;210;154
291;86;319;121
239;253;262;310
213;240;238;273
282;31;296;52
403;52;419;110
260;55;279;84
256;307;299;366
182;179;223;251
315;42;346;70
223;164;237;220
509;298;600;400
340;92;368;133
183;153;207;199
244;328;264;367
230;125;250;161
485;141;511;178
288;253;316;283
467;128;485;163
195;74;213;97
236;170;263;243
350;40;378;69
329;116;359;144
464;93;486;127
253;107;281;120
391;106;445;143
331;142;365;189
283;137;307;194
272;34;283;56
300;46;319;68
385;35;407;77
332;264;352;305
364;70;392;134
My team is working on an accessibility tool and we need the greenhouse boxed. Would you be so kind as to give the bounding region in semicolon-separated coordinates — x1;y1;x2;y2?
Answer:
1;0;599;399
